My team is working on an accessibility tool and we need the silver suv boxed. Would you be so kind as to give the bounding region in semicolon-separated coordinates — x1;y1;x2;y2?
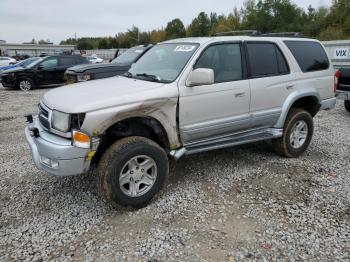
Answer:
25;36;336;208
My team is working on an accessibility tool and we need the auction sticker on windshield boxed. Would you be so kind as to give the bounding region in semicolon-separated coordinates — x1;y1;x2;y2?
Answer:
174;45;196;52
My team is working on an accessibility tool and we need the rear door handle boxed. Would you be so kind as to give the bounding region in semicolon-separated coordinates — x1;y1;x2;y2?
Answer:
235;92;245;98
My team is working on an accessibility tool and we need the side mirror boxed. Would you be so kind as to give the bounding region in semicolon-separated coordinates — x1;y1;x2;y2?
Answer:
37;65;43;70
186;68;214;87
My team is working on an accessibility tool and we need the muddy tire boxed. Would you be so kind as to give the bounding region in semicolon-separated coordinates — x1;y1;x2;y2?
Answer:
272;108;314;158
97;136;169;209
345;100;350;112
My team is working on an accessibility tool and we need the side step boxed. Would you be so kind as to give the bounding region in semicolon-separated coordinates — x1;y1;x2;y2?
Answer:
170;128;283;159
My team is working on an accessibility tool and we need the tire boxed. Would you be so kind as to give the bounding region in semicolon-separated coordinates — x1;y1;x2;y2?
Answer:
18;78;35;91
345;100;350;112
97;136;169;209
272;108;314;158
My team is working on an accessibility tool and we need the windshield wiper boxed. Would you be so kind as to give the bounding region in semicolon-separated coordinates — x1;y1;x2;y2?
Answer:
136;73;161;82
123;71;134;78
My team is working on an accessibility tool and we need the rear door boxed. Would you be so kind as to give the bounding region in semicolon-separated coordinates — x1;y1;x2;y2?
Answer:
245;41;293;128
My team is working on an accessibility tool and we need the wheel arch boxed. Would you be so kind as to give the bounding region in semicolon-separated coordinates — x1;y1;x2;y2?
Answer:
275;90;321;128
91;116;173;166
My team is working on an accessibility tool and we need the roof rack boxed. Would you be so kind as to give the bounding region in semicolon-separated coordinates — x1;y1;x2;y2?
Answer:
260;32;303;38
215;30;261;36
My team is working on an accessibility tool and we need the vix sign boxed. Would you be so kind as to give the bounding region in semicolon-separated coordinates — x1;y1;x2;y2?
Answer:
333;48;349;59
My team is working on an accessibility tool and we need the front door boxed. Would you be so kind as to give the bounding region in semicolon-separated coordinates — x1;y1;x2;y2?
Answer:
36;57;59;85
179;43;251;144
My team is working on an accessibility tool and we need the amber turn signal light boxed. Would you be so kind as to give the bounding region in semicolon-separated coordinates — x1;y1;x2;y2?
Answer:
72;130;91;148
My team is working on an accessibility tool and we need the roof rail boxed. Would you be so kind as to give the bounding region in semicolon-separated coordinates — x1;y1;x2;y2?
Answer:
260;32;303;38
215;30;261;37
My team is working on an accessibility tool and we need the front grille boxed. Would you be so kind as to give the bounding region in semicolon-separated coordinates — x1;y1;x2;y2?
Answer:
38;103;51;130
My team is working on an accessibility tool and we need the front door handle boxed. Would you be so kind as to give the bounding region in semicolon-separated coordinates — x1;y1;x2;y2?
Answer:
286;84;294;90
235;92;245;98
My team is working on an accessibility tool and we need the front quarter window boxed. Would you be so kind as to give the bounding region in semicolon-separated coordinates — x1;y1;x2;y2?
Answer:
128;43;199;83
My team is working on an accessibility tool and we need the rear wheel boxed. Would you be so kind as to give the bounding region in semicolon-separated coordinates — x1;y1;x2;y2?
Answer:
345;100;350;112
97;136;169;208
272;108;314;158
18;78;34;91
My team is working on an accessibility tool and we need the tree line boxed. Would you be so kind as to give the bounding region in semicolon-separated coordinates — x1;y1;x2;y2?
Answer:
60;0;350;50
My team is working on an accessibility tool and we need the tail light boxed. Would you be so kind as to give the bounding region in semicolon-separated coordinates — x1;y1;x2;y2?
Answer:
334;70;341;93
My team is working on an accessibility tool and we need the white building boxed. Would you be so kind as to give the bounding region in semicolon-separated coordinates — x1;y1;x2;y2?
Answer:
0;43;76;57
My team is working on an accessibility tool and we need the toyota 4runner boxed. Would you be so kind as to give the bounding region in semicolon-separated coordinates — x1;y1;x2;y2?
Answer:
25;35;336;208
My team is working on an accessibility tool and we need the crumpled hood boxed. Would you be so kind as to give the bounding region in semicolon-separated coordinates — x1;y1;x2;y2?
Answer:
42;76;166;113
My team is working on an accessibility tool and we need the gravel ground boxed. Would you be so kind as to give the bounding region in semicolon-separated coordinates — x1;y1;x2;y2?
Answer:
0;85;349;261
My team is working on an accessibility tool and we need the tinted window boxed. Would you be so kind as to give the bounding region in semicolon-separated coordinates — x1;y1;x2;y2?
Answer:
284;41;329;72
60;57;77;66
276;47;289;74
40;57;58;69
194;43;243;82
247;43;279;77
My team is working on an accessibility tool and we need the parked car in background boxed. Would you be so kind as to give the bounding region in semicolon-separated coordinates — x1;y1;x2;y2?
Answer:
335;68;350;112
64;45;152;84
0;57;17;66
87;56;104;64
0;57;40;73
25;35;336;208
1;55;89;91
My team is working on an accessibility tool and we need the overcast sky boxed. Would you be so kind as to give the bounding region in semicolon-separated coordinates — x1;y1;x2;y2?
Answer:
0;0;331;44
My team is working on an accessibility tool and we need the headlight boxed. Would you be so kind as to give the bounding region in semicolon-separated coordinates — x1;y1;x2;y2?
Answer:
77;74;91;82
52;110;70;132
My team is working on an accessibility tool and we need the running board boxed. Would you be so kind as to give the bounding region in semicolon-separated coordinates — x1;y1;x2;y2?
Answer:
170;128;283;159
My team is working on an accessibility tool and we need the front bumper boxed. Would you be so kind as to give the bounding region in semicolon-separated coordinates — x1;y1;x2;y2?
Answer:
336;90;350;101
1;75;16;88
25;116;91;176
320;97;337;110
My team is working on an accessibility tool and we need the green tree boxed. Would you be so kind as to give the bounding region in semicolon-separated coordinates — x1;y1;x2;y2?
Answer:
77;40;94;50
319;26;346;40
165;18;186;40
149;29;166;44
98;38;110;49
187;12;211;37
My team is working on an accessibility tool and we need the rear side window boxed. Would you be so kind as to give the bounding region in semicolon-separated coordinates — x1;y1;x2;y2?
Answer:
60;57;77;66
246;42;289;78
284;41;329;72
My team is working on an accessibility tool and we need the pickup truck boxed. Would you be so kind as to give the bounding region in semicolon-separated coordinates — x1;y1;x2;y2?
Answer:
25;36;336;208
335;68;350;112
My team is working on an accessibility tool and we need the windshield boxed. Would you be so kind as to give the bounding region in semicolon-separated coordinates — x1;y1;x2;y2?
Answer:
128;43;199;83
112;47;147;64
26;58;44;68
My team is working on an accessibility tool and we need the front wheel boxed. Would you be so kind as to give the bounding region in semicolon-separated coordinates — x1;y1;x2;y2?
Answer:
345;100;350;112
18;78;34;91
97;136;169;208
272;108;314;158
